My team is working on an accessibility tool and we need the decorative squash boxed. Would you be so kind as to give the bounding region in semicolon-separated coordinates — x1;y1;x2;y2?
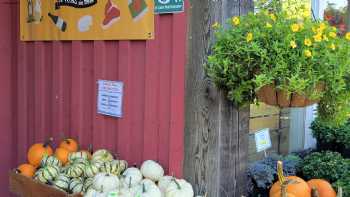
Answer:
34;165;60;184
307;179;336;197
69;177;84;194
140;160;164;182
270;161;311;197
108;187;134;197
99;160;126;175
158;176;174;197
93;173;120;193
16;163;36;178
84;187;107;197
84;177;94;192
165;178;194;197
84;161;100;178
65;163;85;178
59;138;79;152
40;155;62;168
122;167;143;187
55;148;70;165
52;174;70;192
68;151;90;162
135;182;162;197
92;149;114;163
111;159;128;174
27;138;54;167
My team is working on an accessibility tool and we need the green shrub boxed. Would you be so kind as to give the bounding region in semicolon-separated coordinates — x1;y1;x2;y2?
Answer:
301;151;349;183
333;171;350;197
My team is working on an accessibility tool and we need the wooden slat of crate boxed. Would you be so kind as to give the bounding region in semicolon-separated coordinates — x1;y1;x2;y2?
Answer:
250;103;280;118
9;171;82;197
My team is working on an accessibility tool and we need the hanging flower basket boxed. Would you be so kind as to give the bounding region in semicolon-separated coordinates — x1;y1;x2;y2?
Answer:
256;84;321;108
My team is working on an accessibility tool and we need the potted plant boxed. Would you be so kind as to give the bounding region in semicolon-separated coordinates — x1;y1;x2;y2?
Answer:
205;0;350;125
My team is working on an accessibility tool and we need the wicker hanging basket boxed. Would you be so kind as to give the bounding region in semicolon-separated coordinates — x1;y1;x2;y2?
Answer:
256;84;322;108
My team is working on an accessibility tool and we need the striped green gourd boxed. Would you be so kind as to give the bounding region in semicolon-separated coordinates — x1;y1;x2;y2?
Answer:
83;177;94;192
40;155;62;168
68;151;90;162
69;177;84;194
65;163;85;178
34;165;60;184
84;162;100;178
52;174;70;192
100;160;128;175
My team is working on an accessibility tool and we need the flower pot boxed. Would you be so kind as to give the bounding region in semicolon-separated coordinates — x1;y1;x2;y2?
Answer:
257;84;319;108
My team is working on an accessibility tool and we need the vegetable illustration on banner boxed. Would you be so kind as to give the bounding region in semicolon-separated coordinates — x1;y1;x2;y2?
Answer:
20;0;154;40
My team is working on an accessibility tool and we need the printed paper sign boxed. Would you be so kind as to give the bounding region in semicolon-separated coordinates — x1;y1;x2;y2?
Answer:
255;128;272;152
97;80;123;118
20;0;154;40
155;0;184;14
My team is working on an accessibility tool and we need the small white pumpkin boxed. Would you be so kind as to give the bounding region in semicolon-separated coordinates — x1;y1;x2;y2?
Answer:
158;176;174;197
165;179;194;197
135;182;162;197
92;149;114;162
93;173;120;193
122;167;143;187
107;187;134;197
140;160;164;182
84;187;107;197
141;178;157;187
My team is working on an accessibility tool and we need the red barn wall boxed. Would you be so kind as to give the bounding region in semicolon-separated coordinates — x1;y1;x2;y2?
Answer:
0;1;187;196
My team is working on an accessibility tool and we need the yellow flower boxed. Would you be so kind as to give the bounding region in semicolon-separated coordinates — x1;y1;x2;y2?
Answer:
323;35;329;41
313;33;322;42
291;23;300;32
270;14;276;22
329;43;336;50
312;27;317;33
232;16;240;26
266;22;272;28
329;32;337;38
332;27;337;32
212;22;220;29
346;32;350;41
290;40;297;49
304;38;312;47
319;22;326;31
304;50;312;58
246;32;253;42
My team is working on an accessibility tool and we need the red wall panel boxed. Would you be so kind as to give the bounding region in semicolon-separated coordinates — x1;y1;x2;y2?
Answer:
0;1;186;196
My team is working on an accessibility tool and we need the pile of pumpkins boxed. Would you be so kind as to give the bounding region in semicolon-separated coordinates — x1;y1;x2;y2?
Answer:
269;161;340;197
15;138;194;197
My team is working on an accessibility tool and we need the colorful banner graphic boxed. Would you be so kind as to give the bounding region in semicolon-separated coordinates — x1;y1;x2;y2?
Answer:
20;0;154;40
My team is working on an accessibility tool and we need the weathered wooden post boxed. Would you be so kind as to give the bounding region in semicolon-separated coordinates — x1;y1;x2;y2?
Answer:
184;0;253;197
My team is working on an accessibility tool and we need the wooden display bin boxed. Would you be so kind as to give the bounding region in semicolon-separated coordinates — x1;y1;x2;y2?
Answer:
9;171;82;197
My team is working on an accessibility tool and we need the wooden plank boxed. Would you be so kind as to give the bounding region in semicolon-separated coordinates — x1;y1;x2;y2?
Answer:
184;0;253;196
250;103;280;118
250;116;280;133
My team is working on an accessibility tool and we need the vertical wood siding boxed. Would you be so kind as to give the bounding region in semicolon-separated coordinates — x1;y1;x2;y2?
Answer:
0;1;186;196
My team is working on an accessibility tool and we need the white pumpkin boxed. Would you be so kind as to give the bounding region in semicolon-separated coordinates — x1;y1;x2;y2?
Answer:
93;173;120;192
140;160;164;182
158;176;174;197
165;179;194;197
135;182;162;197
92;149;114;162
84;188;107;197
122;167;143;187
107;187;134;197
141;178;157;187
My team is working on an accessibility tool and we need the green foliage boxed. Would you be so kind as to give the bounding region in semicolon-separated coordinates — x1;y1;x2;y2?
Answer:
333;172;350;197
205;0;350;125
301;151;350;183
311;119;350;149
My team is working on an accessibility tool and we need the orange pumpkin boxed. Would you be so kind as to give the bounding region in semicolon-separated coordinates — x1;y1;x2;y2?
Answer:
54;147;70;165
307;179;336;197
27;138;53;167
270;161;311;197
16;163;36;178
59;138;79;152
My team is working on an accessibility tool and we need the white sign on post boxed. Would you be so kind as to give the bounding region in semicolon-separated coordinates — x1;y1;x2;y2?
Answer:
255;128;272;152
97;80;123;118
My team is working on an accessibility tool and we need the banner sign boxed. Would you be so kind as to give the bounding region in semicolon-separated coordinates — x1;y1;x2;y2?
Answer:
155;0;184;14
20;0;154;40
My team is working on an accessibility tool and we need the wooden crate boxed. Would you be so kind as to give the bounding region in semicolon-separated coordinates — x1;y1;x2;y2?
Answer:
9;171;82;197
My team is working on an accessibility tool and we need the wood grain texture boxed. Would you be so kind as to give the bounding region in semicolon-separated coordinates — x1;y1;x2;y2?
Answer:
184;0;253;196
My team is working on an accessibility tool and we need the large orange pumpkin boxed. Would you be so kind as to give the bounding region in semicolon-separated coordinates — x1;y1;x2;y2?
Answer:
27;138;53;167
307;179;336;197
55;147;70;165
16;163;36;178
270;161;311;197
59;138;79;152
